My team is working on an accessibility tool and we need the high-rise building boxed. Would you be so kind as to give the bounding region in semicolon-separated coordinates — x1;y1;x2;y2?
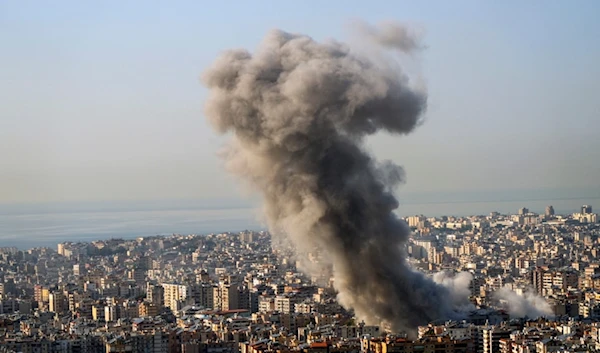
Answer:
249;290;259;313
104;305;119;322
146;283;164;308
518;207;529;215
161;284;189;312
57;243;65;256
582;205;593;214
91;304;105;322
136;256;153;270
239;231;254;243
73;264;86;276
190;283;214;309
407;215;427;228
532;267;578;295
0;279;16;296
483;326;511;353
128;268;146;284
545;205;555;216
34;285;44;304
274;295;297;314
412;237;436;260
138;301;158;317
212;282;240;311
236;286;251;311
531;267;547;294
49;292;67;315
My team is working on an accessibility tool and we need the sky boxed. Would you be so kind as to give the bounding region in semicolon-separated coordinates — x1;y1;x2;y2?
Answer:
1;0;599;206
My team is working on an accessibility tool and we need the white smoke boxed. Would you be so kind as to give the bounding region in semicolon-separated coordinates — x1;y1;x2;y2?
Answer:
494;286;553;319
433;271;475;310
351;19;424;53
433;272;553;319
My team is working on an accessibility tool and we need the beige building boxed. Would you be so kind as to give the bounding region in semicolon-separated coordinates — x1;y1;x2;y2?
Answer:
212;282;239;311
161;284;189;312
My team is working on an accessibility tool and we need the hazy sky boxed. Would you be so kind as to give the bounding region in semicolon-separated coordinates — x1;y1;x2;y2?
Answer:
1;1;599;205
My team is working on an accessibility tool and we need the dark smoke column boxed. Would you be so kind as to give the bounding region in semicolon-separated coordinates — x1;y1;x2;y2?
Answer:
202;23;455;332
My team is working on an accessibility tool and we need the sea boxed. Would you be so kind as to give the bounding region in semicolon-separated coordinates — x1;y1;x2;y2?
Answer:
1;188;599;249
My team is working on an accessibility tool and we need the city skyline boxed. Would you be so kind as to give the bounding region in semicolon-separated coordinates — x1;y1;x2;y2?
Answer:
0;201;596;250
1;205;599;351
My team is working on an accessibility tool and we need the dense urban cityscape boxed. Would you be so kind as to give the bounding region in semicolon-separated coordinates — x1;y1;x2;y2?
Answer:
3;1;598;353
0;204;599;353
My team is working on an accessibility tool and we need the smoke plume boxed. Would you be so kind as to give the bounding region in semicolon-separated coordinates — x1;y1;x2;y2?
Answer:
494;287;553;319
351;19;423;53
433;271;476;311
203;23;458;332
